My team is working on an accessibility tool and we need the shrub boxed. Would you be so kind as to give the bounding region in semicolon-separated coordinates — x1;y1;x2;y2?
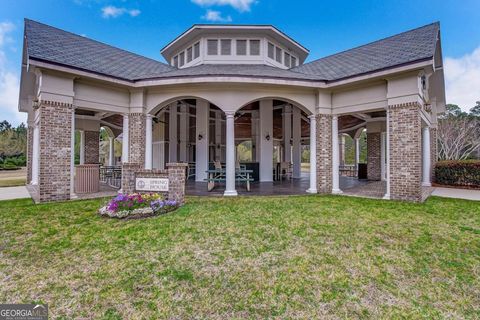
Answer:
3;163;19;170
434;160;480;188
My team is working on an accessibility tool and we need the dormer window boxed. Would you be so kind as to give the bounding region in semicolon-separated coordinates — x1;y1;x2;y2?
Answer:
268;42;275;59
173;55;179;68
284;52;291;68
221;39;231;55
207;39;218;55
236;40;247;55
186;47;192;63
275;47;282;63
250;40;260;55
179;52;185;67
193;42;200;59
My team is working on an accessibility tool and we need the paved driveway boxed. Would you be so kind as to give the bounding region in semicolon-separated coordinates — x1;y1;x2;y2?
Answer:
432;187;480;201
0;186;31;201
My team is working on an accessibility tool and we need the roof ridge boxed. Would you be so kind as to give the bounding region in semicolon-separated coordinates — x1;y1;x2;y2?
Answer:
295;21;439;69
24;18;172;68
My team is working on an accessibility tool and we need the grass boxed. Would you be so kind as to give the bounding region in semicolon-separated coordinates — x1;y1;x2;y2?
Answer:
0;177;26;187
0;195;479;319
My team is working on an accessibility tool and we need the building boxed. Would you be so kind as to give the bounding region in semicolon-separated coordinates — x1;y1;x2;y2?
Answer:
19;19;445;202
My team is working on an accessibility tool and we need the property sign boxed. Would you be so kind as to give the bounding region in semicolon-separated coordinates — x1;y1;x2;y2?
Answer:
135;178;169;192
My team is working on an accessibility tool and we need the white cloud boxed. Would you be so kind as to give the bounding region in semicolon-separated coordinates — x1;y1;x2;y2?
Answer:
444;46;480;112
202;9;232;22
192;0;255;12
101;6;141;18
0;22;24;125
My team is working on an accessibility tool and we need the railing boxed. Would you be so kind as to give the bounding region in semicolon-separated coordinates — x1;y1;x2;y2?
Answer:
339;165;358;178
75;164;100;193
100;166;122;189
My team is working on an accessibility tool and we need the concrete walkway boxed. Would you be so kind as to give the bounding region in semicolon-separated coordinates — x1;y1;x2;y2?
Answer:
432;187;480;201
0;186;31;201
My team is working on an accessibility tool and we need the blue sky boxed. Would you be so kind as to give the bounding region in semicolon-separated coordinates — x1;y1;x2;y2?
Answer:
1;0;480;125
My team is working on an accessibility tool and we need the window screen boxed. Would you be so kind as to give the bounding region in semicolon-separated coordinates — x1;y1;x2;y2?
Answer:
186;47;192;62
220;39;231;55
268;42;275;59
179;52;185;67
236;40;247;55
207;39;218;55
250;40;260;55
193;42;200;59
275;47;282;63
173;55;179;67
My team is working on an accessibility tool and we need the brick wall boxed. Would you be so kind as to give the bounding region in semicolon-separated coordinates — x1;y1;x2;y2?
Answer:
84;131;99;164
367;132;381;180
26;126;33;184
430;127;437;182
128;113;146;165
121;162;187;205
38;101;73;202
316;114;332;193
388;102;422;202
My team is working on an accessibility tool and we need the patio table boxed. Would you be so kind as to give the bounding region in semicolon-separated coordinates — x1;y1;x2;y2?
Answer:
205;169;254;191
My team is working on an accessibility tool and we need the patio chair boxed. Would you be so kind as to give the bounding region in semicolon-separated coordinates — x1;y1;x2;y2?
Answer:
280;162;292;180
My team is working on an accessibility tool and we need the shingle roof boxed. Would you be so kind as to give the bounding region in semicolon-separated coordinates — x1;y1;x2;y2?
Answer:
24;19;174;81
142;64;322;81
292;22;440;81
24;19;439;83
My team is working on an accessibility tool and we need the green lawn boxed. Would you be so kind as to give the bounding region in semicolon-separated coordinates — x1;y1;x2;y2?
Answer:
0;195;479;319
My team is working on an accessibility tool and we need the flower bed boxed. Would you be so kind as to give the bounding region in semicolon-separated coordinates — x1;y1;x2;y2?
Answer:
99;193;178;219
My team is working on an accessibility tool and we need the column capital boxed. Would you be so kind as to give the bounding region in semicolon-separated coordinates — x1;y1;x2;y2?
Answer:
225;111;236;118
146;113;153;119
308;114;316;120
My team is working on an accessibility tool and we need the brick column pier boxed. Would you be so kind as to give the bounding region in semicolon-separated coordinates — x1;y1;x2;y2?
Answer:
367;132;381;180
128;113;146;165
388;102;422;202
167;163;187;204
430;127;437;183
26;125;33;183
316;114;332;193
38;101;74;202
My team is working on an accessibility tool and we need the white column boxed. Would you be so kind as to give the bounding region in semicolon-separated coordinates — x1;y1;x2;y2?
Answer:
31;124;40;185
169;104;177;162
283;105;292;163
354;137;360;169
145;114;153;169
292;107;301;178
195;100;209;181
259;99;273;182
381;132;386;181
179;104;188;162
70;110;76;197
422;126;431;186
108;137;115;166
224;111;237;196
121;114;129;163
79;130;85;165
306;115;317;193
383;109;391;199
332;115;342;194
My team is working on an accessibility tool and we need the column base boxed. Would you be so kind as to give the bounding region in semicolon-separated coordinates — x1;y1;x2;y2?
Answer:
422;182;432;187
224;190;238;196
70;193;78;200
306;188;317;194
332;189;343;194
382;193;391;200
